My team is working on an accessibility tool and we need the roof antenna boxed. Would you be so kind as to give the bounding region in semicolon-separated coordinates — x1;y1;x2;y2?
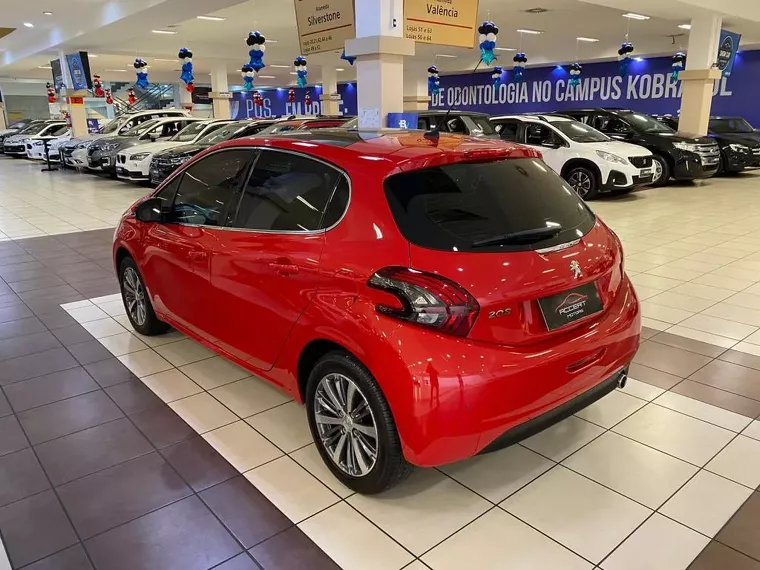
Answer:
424;57;486;141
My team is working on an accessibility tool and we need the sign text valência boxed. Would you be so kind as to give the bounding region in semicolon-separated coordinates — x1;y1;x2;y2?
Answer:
431;74;734;108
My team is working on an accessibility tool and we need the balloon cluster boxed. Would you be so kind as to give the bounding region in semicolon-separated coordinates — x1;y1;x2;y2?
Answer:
288;88;295;103
178;48;194;92
618;42;635;77
46;83;56;103
513;52;528;82
491;66;503;87
93;74;104;98
304;90;312;106
428;65;440;95
241;64;255;91
127;87;137;105
133;58;149;89
105;88;113;105
570;62;582;86
294;57;308;87
671;52;686;82
340;49;356;66
478;21;499;65
247;32;266;72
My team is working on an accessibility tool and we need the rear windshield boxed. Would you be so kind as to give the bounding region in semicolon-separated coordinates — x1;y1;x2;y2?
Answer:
384;158;595;252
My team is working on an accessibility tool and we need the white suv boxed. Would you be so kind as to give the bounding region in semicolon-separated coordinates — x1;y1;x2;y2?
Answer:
491;114;654;199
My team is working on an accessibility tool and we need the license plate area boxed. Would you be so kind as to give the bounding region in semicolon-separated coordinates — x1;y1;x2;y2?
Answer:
640;168;652;176
538;282;604;330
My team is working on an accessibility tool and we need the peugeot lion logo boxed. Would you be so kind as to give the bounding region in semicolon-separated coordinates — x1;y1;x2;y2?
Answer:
570;260;582;279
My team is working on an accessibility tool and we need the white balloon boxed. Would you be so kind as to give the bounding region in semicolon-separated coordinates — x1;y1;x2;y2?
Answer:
478;34;486;44
486;33;496;42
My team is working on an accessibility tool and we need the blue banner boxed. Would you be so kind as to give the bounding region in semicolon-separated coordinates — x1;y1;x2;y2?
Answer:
429;50;760;126
230;83;357;120
387;113;419;129
717;30;741;77
65;53;88;90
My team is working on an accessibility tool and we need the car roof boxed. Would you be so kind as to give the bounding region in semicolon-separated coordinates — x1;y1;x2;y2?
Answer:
419;110;490;118
215;129;539;174
492;114;574;123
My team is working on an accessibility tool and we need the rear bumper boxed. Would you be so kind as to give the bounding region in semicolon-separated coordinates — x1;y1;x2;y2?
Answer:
388;275;641;467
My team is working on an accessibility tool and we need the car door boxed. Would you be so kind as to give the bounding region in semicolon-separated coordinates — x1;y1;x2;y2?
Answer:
493;119;520;142
209;148;346;372
139;149;253;338
521;123;565;173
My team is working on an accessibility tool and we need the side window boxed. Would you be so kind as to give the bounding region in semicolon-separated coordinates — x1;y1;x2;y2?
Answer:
442;117;467;134
593;116;630;134
232;150;344;232
321;176;349;228
495;121;519;141
525;124;554;146
167;150;251;226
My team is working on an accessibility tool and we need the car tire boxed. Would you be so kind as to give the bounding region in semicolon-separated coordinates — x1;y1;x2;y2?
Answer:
565;166;599;200
650;155;671;186
118;257;169;336
305;350;412;494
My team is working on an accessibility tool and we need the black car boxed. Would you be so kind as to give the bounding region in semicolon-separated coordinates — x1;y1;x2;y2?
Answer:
709;116;760;168
653;115;757;174
344;110;499;138
148;119;278;184
562;109;720;186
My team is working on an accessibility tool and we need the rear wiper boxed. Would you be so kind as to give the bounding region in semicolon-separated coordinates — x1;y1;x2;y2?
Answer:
471;225;563;247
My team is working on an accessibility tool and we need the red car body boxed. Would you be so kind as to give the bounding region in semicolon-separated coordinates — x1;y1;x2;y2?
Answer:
114;130;640;468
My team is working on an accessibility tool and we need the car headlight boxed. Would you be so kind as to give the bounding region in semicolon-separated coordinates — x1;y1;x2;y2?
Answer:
102;143;120;151
673;142;700;152
171;155;192;164
728;143;749;152
130;153;150;161
596;150;628;165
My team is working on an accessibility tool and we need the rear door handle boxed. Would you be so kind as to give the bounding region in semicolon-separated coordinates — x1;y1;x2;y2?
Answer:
269;260;299;275
188;250;208;261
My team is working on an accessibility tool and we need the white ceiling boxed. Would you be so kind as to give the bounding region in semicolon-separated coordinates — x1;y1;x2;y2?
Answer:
1;0;759;88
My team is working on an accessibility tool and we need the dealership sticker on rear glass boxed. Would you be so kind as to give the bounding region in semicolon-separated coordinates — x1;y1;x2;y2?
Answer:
538;282;603;330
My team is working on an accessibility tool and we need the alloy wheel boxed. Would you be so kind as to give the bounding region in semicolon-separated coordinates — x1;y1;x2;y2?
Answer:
122;267;147;327
568;170;592;198
652;159;663;183
314;373;378;477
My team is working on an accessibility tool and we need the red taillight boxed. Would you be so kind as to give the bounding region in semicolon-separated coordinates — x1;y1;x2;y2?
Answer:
368;267;480;337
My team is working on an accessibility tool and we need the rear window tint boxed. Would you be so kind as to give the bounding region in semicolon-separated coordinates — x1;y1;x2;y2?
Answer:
384;158;595;252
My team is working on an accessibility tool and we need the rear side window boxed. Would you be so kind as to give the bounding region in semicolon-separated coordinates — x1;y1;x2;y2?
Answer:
231;150;345;232
384;158;595;252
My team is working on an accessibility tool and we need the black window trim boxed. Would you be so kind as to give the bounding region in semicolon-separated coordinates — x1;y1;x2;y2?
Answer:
153;146;352;235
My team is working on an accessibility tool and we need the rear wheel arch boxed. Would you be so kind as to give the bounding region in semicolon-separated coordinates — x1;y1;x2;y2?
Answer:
297;338;353;402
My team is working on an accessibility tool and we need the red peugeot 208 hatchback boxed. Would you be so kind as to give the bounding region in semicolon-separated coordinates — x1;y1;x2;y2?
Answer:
113;129;641;494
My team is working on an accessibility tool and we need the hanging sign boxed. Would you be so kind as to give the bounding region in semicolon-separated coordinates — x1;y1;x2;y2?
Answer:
717;29;741;77
403;0;479;48
295;0;356;55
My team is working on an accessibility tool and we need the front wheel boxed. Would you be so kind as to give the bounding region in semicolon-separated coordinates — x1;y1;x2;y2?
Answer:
119;257;169;336
306;351;412;494
565;166;599;200
650;155;671;186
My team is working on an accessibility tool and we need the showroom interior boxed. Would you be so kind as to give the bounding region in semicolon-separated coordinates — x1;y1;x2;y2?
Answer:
1;0;760;569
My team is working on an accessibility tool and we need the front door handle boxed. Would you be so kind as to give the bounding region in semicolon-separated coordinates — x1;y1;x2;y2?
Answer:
188;250;208;261
269;259;299;276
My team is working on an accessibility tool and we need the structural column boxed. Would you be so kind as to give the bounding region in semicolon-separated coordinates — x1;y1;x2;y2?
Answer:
678;13;722;136
209;61;231;119
345;0;415;128
319;64;340;116
403;72;429;112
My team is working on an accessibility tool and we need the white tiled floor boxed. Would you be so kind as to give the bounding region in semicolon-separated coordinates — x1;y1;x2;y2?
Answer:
63;292;760;570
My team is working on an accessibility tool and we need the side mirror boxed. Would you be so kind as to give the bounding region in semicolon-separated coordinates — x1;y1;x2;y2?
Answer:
149;133;159;142
541;140;561;149
135;198;164;223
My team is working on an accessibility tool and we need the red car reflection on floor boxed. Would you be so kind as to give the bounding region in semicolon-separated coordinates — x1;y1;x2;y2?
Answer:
113;129;641;494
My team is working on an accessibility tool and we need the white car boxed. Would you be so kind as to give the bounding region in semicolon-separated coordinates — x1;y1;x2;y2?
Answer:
490;114;654;199
3;122;68;157
59;109;191;168
115;119;233;183
26;130;71;160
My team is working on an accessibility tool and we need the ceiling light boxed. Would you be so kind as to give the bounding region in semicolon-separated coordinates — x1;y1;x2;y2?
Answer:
267;39;278;43
196;15;226;21
516;28;543;34
576;36;599;42
23;22;34;28
633;57;644;62
435;54;457;58
258;75;276;79
151;29;177;35
88;54;99;57
678;24;691;30
42;11;53;16
153;58;176;62
269;64;290;68
495;47;517;52
289;72;298;75
336;68;345;71
106;68;128;72
622;13;650;20
38;65;52;69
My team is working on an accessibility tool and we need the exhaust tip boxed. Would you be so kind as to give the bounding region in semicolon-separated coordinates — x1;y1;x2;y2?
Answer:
617;369;628;389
